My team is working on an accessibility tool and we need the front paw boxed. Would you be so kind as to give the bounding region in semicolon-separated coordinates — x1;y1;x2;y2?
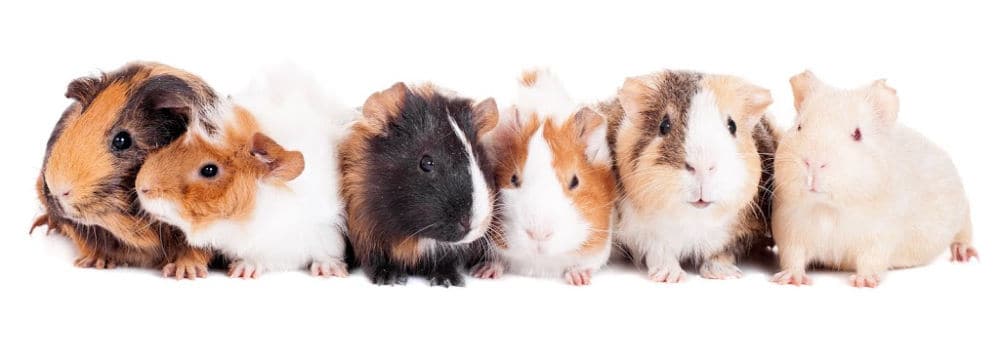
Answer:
699;259;743;280
228;260;263;279
951;243;979;262
648;265;686;283
370;267;408;286
428;268;464;288
470;261;505;279
564;268;593;286
849;273;880;288
772;269;812;286
310;259;349;277
74;254;118;270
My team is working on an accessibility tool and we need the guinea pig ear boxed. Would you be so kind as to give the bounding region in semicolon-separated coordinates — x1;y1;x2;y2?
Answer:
741;84;773;124
868;79;899;124
361;82;408;128
250;133;305;182
790;70;821;112
65;75;104;107
619;75;659;117
473;98;500;138
573;107;611;165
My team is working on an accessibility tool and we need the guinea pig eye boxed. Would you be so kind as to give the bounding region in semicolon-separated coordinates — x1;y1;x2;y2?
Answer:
727;117;737;136
852;128;863;142
568;175;579;190
510;174;521;187
111;131;132;151
658;118;671;136
199;164;219;178
797;124;802;131
419;155;434;173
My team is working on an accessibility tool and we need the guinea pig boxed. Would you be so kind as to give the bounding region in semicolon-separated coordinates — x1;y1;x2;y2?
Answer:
607;70;777;283
771;71;976;288
136;66;355;279
471;70;615;285
34;62;215;279
340;82;498;287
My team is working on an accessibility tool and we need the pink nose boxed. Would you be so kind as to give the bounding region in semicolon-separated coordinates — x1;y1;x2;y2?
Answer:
804;159;828;169
526;229;553;242
685;162;717;174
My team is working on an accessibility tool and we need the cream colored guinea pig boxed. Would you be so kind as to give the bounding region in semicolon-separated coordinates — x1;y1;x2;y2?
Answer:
772;71;977;288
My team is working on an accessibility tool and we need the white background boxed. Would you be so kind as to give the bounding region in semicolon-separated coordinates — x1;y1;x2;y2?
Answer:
1;1;996;346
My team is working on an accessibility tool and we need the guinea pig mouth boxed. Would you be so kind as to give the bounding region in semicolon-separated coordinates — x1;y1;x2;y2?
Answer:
688;200;713;209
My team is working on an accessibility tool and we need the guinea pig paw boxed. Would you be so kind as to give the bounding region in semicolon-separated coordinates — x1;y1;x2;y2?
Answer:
162;261;208;280
310;260;349;278
648;266;686;284
848;273;880;288
772;270;812;286
563;268;593;286
950;243;979;263
371;268;408;286
470;261;505;279
699;261;743;280
74;254;118;270
228;261;262;279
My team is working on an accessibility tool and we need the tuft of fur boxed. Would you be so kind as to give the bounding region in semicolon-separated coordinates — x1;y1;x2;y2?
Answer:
136;64;356;278
772;71;975;288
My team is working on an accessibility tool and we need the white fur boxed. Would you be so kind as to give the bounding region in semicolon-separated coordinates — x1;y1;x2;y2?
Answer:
492;70;612;278
142;65;358;274
615;89;750;279
773;80;971;284
447;116;492;244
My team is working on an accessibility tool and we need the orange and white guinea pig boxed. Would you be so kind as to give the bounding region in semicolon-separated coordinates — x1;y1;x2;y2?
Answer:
606;70;778;283
772;71;976;288
473;70;615;285
136;66;356;278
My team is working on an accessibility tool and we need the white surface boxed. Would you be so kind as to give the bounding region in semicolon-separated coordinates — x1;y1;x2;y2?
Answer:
1;1;996;346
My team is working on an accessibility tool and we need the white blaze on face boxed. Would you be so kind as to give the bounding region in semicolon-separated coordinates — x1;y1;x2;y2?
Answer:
682;90;746;206
502;129;590;255
447;116;491;244
136;195;196;241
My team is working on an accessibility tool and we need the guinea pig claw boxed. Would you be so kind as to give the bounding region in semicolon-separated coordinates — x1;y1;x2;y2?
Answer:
950;243;979;263
648;266;686;284
74;254;116;270
470;261;505;279
227;261;260;279
564;268;593;286
849;274;880;288
310;260;349;277
772;270;812;286
163;262;208;280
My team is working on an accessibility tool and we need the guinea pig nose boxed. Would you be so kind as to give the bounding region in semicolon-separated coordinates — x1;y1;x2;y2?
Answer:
527;229;553;242
459;217;471;232
60;189;71;197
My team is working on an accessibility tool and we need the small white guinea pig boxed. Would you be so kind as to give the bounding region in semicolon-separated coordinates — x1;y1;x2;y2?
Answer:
608;70;778;283
136;66;355;278
473;70;615;285
772;71;976;288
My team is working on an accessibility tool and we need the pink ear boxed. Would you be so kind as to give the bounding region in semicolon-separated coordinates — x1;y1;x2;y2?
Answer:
473;98;500;138
361;82;408;127
790;70;820;112
869;79;899;124
250;133;305;182
619;75;658;117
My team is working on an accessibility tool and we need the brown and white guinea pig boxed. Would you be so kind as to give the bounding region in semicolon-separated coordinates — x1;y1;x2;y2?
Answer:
471;70;615;285
34;62;215;279
771;71;976;288
340;82;498;287
605;70;778;283
136;66;354;279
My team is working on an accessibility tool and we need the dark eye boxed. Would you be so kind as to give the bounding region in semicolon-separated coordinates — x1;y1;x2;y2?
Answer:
510;174;520;187
797;124;802;131
852;128;863;142
568;175;579;190
659;117;671;136
419;155;434;172
727;117;737;136
111;131;132;151
199;164;219;178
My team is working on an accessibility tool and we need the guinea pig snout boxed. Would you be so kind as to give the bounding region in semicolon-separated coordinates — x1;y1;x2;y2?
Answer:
525;228;554;242
47;181;79;213
802;158;829;193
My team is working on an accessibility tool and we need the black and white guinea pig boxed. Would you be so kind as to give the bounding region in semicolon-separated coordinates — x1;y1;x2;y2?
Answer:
340;82;499;287
35;62;215;278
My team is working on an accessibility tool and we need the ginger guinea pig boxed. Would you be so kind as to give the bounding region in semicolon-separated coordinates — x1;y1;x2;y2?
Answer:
607;70;778;283
137;67;354;278
472;70;615;285
771;71;976;288
35;62;214;279
340;82;498;287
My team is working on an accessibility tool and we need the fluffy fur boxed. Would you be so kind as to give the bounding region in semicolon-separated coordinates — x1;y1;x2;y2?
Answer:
607;70;777;283
34;62;214;278
771;71;976;288
340;82;498;287
136;66;355;278
473;70;615;285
